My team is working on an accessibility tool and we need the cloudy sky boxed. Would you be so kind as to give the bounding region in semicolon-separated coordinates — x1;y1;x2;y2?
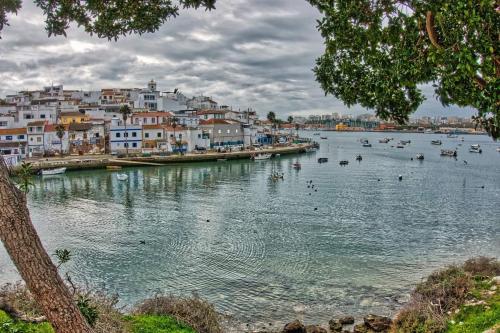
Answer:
1;0;474;119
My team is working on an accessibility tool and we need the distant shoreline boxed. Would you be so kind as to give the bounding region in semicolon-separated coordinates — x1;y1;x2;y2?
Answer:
302;129;487;135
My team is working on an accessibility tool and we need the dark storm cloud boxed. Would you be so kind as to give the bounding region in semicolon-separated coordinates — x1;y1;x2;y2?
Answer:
0;0;474;118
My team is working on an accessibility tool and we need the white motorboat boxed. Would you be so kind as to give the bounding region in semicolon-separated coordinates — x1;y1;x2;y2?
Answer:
470;144;480;149
497;147;500;152
379;138;390;143
305;147;318;153
116;174;129;181
416;153;424;160
253;153;271;160
41;167;66;175
441;149;457;157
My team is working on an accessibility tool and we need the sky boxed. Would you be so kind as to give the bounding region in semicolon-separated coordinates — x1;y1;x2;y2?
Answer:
0;0;475;119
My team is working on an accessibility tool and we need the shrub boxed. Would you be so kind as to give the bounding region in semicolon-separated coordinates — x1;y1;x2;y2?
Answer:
134;295;222;333
392;295;446;333
463;257;500;278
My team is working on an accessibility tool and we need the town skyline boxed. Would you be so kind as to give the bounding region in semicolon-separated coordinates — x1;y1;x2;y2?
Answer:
1;0;476;120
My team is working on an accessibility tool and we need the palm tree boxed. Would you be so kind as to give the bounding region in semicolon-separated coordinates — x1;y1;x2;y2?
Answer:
119;105;132;157
267;111;276;123
55;124;65;156
287;115;294;123
171;117;179;153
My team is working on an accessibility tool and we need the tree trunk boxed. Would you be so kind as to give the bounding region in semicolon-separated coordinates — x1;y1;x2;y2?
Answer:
0;158;94;333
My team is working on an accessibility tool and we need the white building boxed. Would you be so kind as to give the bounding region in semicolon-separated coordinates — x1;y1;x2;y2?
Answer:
17;105;58;127
27;120;46;156
134;80;160;110
43;124;69;155
109;117;143;154
0;128;27;157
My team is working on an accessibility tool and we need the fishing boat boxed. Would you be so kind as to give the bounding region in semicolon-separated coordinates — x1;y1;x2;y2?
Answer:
416;153;424;160
41;167;66;175
431;140;442;145
339;160;349;166
318;157;329;163
116;174;128;181
441;149;457;157
106;165;122;171
292;162;301;169
355;155;362;161
253;153;272;160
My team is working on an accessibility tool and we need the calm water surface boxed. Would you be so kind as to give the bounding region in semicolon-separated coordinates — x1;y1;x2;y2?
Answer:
1;132;499;326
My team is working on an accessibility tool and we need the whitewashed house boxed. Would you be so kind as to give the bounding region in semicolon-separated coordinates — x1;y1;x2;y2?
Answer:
109;117;142;154
27;120;46;156
0;128;27;157
43;124;69;155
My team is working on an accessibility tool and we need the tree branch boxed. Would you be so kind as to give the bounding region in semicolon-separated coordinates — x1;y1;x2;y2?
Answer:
425;11;442;49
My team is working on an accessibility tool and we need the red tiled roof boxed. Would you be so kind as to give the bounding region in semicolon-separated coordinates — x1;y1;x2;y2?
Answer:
133;111;174;117
0;128;27;135
196;110;227;116
199;119;232;125
44;124;69;132
27;120;47;126
143;124;163;130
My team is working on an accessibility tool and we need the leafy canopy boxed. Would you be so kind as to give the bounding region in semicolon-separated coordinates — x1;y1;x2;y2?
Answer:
0;0;215;40
308;0;499;138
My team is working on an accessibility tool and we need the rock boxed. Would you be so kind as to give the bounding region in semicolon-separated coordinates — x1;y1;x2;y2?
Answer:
491;276;500;285
329;319;343;332
363;314;392;332
353;323;370;333
305;325;327;333
339;316;355;325
283;320;306;333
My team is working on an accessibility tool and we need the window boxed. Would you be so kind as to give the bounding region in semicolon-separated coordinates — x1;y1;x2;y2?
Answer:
36;137;41;143
143;118;148;124
132;132;137;137
157;132;161;138
152;118;156;123
40;114;46;119
235;129;239;133
5;135;12;140
83;133;88;139
30;137;33;142
218;129;222;134
124;142;128;147
227;129;230;134
0;121;8;127
132;143;137;148
145;133;150;138
28;127;33;133
95;133;100;138
18;135;24;140
198;134;201;138
124;132;128;137
36;126;42;132
116;133;121;138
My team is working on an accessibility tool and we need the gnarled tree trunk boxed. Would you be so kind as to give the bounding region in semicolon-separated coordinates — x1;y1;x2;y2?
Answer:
0;158;93;333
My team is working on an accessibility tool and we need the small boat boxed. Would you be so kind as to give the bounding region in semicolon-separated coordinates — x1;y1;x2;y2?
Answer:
362;143;372;147
497;147;500;152
396;144;404;148
339;160;349;166
441;149;457;157
416;153;424;160
447;134;458;138
318;157;329;163
106;165;122;170
305;147;318;153
360;138;369;144
116;174;128;181
470;144;481;149
270;172;284;181
313;133;321;136
400;140;411;145
253;153;272;160
41;167;66;175
431;140;442;145
355;155;362;161
320;136;328;140
469;147;482;153
292;162;301;169
379;138;390;143
217;158;227;162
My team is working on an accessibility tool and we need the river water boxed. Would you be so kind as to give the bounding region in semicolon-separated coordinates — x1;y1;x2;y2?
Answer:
1;132;499;327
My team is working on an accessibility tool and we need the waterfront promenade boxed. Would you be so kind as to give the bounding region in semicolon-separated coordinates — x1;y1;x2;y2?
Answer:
15;143;312;173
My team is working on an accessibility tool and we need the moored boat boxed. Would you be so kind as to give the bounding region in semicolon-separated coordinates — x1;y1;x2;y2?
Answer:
355;155;362;161
253;153;272;160
116;174;128;181
379;138;390;143
292;162;301;169
305;147;318;153
318;157;329;163
320;136;328;140
106;165;122;170
431;140;442;145
441;149;457;157
497;147;500;152
416;153;424;160
339;160;349;166
400;140;411;144
362;142;372;147
41;167;66;175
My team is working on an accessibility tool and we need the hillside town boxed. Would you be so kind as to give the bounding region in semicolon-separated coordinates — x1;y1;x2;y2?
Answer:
0;80;300;165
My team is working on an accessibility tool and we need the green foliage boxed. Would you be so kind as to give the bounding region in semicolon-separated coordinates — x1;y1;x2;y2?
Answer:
446;292;500;333
308;0;499;138
76;296;99;327
53;249;71;268
0;1;215;40
0;310;54;333
16;162;33;194
267;111;276;123
287;116;294;123
119;105;132;122
125;315;195;333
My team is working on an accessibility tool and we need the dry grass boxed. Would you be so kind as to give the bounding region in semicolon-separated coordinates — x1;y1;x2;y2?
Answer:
134;294;223;333
392;257;500;333
463;256;500;277
0;282;43;318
